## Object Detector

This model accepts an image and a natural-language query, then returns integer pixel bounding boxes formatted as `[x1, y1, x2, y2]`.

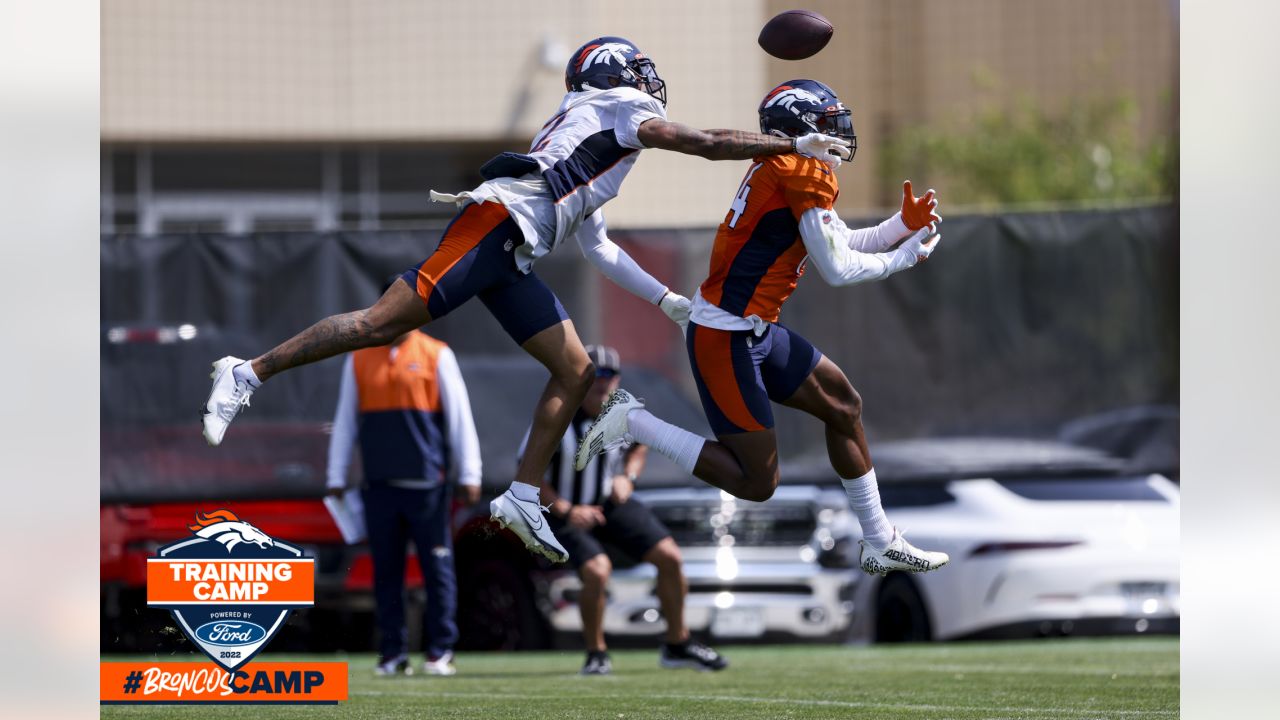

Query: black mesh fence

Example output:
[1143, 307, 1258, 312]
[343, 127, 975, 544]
[101, 204, 1177, 501]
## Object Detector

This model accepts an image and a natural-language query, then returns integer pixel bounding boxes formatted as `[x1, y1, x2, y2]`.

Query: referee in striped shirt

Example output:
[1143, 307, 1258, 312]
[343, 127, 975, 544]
[519, 345, 726, 676]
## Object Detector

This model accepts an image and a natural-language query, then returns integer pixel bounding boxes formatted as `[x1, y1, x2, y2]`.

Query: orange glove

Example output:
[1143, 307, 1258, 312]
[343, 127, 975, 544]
[900, 180, 941, 231]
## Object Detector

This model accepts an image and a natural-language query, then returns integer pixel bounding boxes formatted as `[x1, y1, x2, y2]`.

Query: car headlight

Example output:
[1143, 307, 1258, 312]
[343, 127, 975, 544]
[816, 536, 857, 569]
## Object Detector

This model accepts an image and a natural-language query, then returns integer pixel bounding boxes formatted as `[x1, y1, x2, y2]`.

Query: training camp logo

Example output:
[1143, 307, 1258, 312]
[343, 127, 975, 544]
[146, 510, 315, 672]
[101, 510, 344, 705]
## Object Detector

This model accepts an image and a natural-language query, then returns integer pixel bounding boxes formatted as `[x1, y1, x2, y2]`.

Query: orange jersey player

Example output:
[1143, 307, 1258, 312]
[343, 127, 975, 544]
[577, 79, 950, 577]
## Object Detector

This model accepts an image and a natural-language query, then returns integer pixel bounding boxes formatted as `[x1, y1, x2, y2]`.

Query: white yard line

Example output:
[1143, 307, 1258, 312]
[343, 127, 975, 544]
[852, 662, 1178, 677]
[352, 688, 1179, 717]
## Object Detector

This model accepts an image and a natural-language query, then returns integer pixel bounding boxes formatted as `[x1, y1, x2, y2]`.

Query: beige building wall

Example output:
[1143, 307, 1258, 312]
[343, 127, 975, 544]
[102, 0, 1176, 222]
[101, 0, 768, 227]
[765, 0, 1178, 211]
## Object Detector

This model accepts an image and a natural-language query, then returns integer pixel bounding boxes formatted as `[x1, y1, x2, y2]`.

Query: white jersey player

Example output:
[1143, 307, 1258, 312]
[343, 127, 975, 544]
[201, 35, 852, 564]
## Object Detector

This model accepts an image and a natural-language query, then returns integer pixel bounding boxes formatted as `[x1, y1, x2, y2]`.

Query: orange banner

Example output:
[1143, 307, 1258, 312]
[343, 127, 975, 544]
[146, 559, 315, 605]
[101, 661, 347, 703]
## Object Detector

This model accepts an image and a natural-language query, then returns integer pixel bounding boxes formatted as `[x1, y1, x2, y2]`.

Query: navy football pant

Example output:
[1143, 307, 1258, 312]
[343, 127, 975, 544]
[401, 200, 568, 346]
[362, 484, 458, 660]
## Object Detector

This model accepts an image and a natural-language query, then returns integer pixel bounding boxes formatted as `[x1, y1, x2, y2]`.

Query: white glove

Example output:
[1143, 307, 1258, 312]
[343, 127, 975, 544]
[899, 223, 942, 266]
[795, 133, 850, 170]
[658, 291, 691, 332]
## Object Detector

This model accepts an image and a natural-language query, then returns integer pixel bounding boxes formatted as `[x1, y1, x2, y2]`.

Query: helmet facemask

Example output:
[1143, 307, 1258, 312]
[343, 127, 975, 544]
[566, 40, 667, 107]
[759, 81, 858, 163]
[812, 105, 857, 161]
[618, 57, 666, 106]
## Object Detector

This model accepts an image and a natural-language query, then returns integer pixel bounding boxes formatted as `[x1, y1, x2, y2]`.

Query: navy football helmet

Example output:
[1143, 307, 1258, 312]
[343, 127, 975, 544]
[565, 36, 666, 106]
[759, 79, 856, 161]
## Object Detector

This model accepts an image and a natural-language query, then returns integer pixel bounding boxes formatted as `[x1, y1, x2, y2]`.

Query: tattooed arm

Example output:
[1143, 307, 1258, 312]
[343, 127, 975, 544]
[636, 119, 850, 163]
[637, 120, 789, 160]
[636, 119, 793, 160]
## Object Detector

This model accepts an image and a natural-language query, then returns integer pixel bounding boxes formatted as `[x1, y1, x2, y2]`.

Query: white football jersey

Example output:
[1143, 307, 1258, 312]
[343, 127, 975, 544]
[432, 86, 665, 272]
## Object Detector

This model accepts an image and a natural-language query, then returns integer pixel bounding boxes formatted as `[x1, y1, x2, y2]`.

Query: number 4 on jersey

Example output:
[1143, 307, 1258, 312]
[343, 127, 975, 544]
[727, 162, 764, 229]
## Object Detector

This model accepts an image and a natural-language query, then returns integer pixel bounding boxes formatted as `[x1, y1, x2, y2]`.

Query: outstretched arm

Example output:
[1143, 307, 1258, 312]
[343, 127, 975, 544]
[574, 212, 691, 328]
[636, 118, 849, 162]
[843, 181, 942, 253]
[637, 119, 790, 160]
[574, 212, 669, 303]
[799, 207, 940, 287]
[840, 212, 914, 254]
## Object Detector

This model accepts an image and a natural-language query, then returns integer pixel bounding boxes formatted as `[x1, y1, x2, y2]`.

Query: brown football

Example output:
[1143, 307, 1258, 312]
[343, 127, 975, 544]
[757, 9, 834, 61]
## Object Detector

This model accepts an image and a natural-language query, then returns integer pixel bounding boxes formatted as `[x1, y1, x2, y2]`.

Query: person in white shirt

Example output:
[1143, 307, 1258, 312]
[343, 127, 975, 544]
[325, 284, 481, 677]
[203, 36, 851, 566]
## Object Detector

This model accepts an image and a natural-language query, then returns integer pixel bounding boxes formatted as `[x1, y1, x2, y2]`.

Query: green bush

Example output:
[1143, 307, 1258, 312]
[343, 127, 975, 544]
[879, 94, 1176, 207]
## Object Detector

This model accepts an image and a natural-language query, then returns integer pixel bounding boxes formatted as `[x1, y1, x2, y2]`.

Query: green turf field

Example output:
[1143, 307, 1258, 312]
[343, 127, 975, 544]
[101, 637, 1178, 719]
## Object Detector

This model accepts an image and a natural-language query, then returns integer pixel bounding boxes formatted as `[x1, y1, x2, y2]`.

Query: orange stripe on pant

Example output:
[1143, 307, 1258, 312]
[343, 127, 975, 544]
[413, 201, 511, 306]
[693, 326, 766, 433]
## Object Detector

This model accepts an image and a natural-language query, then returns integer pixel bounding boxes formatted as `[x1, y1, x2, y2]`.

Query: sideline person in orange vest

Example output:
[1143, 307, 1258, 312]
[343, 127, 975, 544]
[326, 290, 481, 677]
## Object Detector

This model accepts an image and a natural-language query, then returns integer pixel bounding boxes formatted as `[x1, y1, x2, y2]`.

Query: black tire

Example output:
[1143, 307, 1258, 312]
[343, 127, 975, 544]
[874, 573, 932, 643]
[455, 556, 549, 651]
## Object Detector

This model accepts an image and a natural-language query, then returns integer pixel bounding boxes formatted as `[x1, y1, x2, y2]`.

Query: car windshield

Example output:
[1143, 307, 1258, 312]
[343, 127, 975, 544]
[997, 476, 1170, 502]
[878, 484, 956, 508]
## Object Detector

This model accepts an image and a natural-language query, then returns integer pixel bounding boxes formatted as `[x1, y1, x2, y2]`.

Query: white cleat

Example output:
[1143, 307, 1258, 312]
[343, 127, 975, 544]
[202, 356, 255, 447]
[574, 388, 644, 471]
[490, 488, 568, 563]
[423, 652, 457, 677]
[373, 654, 412, 677]
[859, 529, 950, 576]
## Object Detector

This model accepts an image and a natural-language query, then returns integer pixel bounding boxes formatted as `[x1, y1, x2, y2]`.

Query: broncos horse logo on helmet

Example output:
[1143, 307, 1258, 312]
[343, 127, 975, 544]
[759, 79, 856, 161]
[565, 36, 667, 106]
[188, 509, 276, 552]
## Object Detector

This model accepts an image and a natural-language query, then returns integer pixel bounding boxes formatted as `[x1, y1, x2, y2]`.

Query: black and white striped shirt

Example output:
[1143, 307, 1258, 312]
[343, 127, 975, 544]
[518, 411, 624, 506]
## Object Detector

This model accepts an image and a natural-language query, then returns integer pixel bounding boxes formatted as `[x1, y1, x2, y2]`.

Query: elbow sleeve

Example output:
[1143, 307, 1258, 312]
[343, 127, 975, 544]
[843, 212, 912, 253]
[799, 208, 911, 286]
[799, 208, 864, 286]
[576, 225, 668, 303]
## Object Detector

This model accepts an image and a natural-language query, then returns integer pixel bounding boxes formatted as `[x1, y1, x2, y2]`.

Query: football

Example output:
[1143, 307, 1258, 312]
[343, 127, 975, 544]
[757, 9, 834, 60]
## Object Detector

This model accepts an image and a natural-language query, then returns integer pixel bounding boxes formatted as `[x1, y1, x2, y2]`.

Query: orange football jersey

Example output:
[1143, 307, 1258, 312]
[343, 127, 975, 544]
[698, 154, 838, 323]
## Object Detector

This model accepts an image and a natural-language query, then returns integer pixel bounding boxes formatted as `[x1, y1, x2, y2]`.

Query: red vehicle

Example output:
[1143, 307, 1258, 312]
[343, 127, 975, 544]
[101, 482, 556, 653]
[101, 328, 704, 653]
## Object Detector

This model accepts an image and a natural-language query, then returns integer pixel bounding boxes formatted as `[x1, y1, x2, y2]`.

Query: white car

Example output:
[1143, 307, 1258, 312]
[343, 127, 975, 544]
[844, 439, 1180, 642]
[546, 484, 863, 643]
[546, 438, 1179, 643]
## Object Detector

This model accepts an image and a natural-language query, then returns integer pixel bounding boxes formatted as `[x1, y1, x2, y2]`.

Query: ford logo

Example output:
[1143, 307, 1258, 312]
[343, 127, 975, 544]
[193, 621, 267, 647]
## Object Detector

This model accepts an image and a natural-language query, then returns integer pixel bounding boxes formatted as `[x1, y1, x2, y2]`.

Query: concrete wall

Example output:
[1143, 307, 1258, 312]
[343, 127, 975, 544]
[101, 0, 768, 227]
[102, 0, 1177, 221]
[764, 0, 1179, 210]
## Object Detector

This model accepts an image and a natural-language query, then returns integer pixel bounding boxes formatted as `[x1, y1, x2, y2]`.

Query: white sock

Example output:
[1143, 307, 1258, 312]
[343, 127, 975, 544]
[233, 361, 261, 388]
[627, 409, 705, 474]
[841, 468, 895, 549]
[508, 480, 541, 503]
